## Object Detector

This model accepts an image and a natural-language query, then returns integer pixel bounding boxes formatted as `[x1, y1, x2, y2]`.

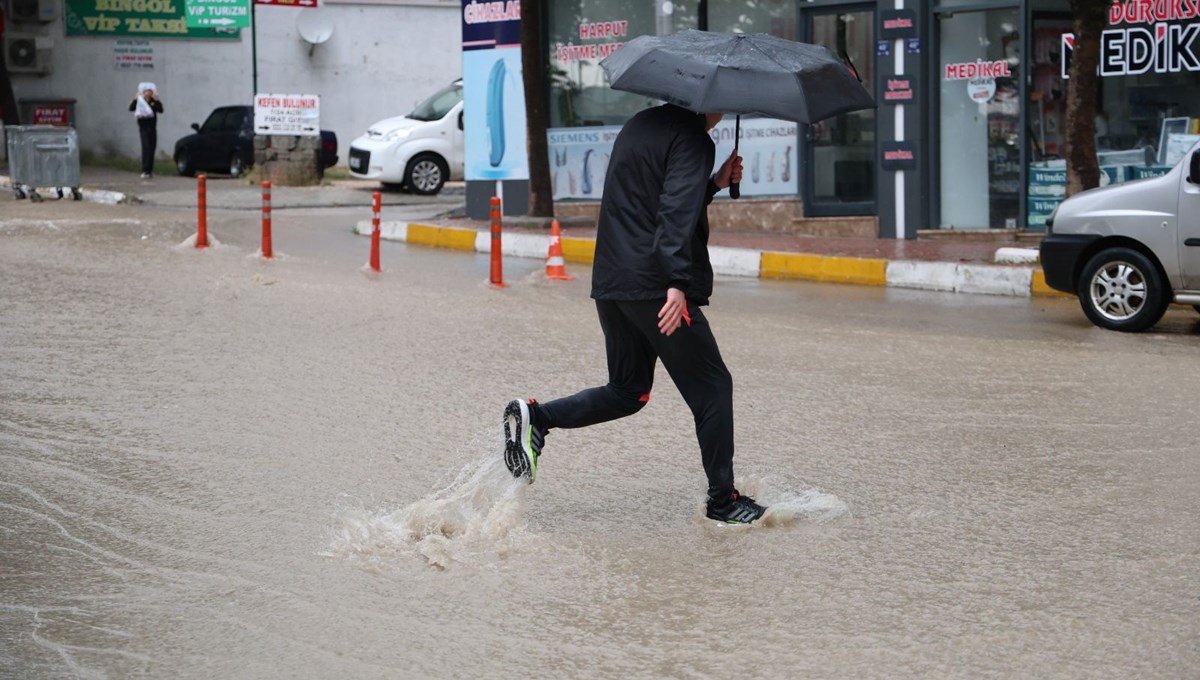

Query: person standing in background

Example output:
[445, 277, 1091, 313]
[129, 83, 163, 179]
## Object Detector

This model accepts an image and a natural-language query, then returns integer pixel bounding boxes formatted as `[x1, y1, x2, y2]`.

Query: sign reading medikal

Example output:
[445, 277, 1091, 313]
[65, 0, 240, 38]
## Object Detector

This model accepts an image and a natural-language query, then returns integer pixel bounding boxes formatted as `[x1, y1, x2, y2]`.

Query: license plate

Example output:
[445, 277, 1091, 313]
[350, 157, 362, 170]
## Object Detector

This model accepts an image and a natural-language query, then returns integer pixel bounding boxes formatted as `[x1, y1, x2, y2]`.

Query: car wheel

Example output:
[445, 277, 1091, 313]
[176, 152, 195, 177]
[1193, 305, 1200, 314]
[405, 153, 447, 195]
[229, 154, 246, 178]
[1077, 247, 1170, 332]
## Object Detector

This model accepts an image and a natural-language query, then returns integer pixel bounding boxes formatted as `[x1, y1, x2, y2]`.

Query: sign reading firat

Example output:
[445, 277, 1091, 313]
[254, 94, 320, 136]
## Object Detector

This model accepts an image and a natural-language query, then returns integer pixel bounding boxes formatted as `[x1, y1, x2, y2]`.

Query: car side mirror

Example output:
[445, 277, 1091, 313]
[191, 123, 200, 131]
[1191, 151, 1200, 184]
[458, 112, 464, 130]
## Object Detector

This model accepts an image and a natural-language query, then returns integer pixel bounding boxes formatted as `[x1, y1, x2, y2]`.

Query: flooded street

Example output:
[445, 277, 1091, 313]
[2, 198, 1198, 678]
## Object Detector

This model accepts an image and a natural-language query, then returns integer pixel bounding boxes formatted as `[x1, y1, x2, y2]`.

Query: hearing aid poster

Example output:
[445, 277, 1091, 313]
[463, 47, 528, 180]
[546, 117, 798, 199]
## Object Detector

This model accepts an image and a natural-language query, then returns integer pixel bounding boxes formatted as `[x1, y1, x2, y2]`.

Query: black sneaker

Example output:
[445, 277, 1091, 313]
[706, 491, 766, 524]
[503, 398, 544, 483]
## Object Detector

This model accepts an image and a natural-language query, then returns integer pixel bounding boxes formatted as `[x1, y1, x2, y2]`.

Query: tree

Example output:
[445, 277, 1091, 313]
[521, 0, 553, 217]
[1063, 0, 1109, 197]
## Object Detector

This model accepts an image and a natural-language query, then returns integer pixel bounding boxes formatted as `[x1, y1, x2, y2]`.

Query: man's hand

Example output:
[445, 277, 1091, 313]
[657, 287, 688, 336]
[713, 150, 743, 190]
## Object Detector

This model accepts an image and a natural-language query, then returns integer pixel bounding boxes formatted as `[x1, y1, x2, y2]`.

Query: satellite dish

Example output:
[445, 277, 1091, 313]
[297, 9, 334, 55]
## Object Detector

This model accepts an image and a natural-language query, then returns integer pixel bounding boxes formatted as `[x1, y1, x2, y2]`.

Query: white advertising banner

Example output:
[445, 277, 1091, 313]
[253, 93, 320, 136]
[546, 116, 799, 200]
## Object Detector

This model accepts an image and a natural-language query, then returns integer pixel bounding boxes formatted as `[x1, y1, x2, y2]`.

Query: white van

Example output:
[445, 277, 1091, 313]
[1040, 143, 1200, 331]
[347, 80, 463, 195]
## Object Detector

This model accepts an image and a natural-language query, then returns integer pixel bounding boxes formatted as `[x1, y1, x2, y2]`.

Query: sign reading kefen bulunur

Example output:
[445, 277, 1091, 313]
[254, 94, 320, 136]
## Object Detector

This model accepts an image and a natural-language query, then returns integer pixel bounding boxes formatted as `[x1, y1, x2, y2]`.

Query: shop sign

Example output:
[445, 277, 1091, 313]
[32, 105, 70, 126]
[967, 78, 996, 103]
[1061, 8, 1200, 78]
[880, 9, 917, 40]
[462, 0, 527, 181]
[113, 38, 154, 69]
[881, 141, 917, 171]
[944, 59, 1011, 80]
[545, 118, 799, 199]
[255, 0, 316, 6]
[883, 76, 914, 105]
[254, 93, 320, 136]
[462, 0, 520, 50]
[185, 0, 249, 29]
[556, 18, 628, 64]
[64, 0, 239, 38]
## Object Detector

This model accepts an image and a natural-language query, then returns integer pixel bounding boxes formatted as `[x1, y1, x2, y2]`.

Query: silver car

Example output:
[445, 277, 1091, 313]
[1040, 145, 1200, 331]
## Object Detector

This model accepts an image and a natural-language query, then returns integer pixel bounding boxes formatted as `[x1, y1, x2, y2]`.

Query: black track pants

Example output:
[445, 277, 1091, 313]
[537, 299, 735, 500]
[138, 122, 157, 175]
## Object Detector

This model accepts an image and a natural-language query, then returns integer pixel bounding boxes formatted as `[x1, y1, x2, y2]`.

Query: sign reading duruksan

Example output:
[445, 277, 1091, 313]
[1061, 8, 1200, 78]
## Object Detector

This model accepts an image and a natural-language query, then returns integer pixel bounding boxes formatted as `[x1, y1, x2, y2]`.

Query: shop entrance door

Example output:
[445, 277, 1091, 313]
[800, 5, 876, 217]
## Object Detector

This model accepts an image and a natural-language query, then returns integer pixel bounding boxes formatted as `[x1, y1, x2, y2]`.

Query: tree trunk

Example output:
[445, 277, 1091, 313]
[1063, 0, 1108, 197]
[521, 0, 553, 217]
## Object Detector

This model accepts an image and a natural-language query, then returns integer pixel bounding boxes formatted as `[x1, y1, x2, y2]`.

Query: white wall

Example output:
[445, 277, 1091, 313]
[7, 0, 461, 167]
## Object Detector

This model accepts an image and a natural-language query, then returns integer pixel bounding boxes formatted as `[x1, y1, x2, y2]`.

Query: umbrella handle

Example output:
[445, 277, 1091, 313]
[730, 115, 741, 200]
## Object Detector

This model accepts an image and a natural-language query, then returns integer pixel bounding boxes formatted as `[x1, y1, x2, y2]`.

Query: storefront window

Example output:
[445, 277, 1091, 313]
[708, 0, 795, 40]
[1027, 1, 1200, 229]
[938, 8, 1021, 230]
[547, 1, 699, 128]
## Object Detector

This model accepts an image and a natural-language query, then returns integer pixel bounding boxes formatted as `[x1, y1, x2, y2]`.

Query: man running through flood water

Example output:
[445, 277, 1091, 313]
[503, 104, 765, 525]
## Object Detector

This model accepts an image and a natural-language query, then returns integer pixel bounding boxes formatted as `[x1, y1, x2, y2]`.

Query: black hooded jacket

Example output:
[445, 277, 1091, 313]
[590, 104, 720, 306]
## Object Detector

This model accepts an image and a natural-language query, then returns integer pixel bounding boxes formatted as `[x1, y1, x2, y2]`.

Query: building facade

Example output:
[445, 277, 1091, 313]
[4, 0, 462, 168]
[541, 0, 1200, 236]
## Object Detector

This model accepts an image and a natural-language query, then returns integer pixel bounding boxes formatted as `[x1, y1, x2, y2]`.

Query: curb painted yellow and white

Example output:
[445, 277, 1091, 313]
[355, 221, 1065, 299]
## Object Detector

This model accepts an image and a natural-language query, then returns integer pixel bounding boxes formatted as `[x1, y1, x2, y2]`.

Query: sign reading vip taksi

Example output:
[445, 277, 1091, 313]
[254, 94, 320, 136]
[185, 0, 250, 28]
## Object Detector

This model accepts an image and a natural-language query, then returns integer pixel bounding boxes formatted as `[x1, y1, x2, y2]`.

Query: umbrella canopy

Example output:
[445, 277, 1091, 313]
[599, 29, 875, 124]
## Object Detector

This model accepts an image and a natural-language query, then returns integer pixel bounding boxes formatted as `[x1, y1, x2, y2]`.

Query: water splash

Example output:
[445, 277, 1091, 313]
[735, 475, 850, 527]
[324, 456, 531, 570]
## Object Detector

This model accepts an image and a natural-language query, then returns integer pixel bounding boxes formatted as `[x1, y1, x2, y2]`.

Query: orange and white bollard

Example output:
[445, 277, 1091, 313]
[545, 219, 574, 280]
[196, 174, 209, 249]
[489, 196, 507, 288]
[368, 191, 382, 272]
[261, 181, 273, 259]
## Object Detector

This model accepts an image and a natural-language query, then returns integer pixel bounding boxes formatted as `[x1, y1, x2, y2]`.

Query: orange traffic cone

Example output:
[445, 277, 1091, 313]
[545, 219, 574, 281]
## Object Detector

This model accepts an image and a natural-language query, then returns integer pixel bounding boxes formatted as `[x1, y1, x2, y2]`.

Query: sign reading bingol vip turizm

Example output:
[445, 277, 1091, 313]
[1061, 3, 1200, 78]
[254, 94, 320, 136]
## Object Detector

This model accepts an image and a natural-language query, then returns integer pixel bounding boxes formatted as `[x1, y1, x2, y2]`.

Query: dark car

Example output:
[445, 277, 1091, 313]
[174, 105, 338, 177]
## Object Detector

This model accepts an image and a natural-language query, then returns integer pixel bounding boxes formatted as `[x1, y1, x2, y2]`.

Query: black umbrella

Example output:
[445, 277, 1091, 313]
[600, 29, 875, 198]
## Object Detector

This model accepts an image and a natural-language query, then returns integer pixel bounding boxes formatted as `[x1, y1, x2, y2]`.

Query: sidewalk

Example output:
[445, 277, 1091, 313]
[0, 164, 463, 211]
[355, 216, 1063, 300]
[2, 163, 1063, 299]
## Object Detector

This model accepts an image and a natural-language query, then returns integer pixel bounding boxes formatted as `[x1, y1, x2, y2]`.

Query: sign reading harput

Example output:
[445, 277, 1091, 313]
[254, 93, 320, 136]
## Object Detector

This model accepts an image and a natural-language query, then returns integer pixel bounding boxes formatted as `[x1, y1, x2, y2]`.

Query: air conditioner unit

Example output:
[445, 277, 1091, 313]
[10, 0, 58, 23]
[5, 34, 53, 75]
